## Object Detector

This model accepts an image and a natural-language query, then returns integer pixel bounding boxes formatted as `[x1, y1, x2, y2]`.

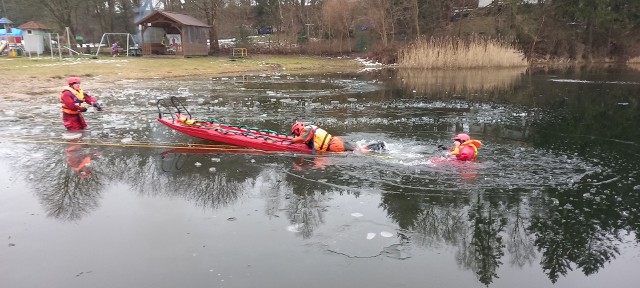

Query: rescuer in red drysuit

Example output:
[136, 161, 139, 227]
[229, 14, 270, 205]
[60, 77, 103, 130]
[447, 133, 482, 161]
[290, 122, 386, 153]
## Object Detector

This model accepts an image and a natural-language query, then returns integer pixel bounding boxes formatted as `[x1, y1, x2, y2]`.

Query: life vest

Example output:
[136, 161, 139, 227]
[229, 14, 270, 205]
[307, 125, 333, 152]
[452, 140, 482, 161]
[60, 87, 86, 114]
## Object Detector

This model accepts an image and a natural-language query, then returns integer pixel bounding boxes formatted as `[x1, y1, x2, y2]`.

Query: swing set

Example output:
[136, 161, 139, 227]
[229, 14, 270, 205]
[94, 33, 140, 57]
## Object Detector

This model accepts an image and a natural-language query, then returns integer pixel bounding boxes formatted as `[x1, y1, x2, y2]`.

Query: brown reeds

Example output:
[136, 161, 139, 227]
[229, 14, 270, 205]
[627, 56, 640, 71]
[627, 56, 640, 63]
[398, 37, 528, 68]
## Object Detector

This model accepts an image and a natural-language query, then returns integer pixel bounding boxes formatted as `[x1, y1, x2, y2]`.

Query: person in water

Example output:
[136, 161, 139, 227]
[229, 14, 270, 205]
[60, 77, 103, 130]
[444, 133, 482, 161]
[290, 122, 386, 153]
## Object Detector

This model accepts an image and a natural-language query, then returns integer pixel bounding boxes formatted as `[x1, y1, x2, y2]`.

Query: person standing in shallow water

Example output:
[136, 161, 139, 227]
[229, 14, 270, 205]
[60, 77, 103, 130]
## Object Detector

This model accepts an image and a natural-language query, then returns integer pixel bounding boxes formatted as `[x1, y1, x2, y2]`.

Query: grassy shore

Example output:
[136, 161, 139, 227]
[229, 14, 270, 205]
[0, 55, 362, 101]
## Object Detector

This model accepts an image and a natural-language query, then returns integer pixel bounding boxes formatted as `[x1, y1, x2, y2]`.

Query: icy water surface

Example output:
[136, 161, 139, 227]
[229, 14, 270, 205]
[1, 67, 639, 288]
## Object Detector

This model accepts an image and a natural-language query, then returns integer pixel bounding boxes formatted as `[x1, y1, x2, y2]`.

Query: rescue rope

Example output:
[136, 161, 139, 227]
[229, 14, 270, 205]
[0, 137, 261, 152]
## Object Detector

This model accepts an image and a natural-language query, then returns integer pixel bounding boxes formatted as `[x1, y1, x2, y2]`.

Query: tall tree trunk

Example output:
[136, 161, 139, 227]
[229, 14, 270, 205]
[413, 0, 420, 39]
[188, 0, 221, 54]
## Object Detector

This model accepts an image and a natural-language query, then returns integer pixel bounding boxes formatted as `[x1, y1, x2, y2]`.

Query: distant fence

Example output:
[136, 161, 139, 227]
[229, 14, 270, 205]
[231, 48, 247, 58]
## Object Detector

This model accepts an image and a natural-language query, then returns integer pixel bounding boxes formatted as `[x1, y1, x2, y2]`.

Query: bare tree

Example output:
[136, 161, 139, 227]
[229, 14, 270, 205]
[366, 0, 392, 45]
[412, 0, 420, 38]
[90, 0, 117, 34]
[159, 0, 185, 11]
[322, 0, 356, 53]
[186, 0, 223, 54]
[41, 0, 83, 35]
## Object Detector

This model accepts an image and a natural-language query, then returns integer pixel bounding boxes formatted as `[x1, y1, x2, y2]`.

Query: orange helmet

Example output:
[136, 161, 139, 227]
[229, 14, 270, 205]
[291, 122, 305, 136]
[454, 133, 470, 142]
[67, 77, 81, 86]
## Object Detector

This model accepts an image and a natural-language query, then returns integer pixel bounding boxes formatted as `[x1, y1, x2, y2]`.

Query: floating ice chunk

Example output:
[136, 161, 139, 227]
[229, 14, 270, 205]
[347, 98, 357, 102]
[121, 137, 133, 143]
[380, 231, 394, 238]
[62, 132, 83, 140]
[209, 167, 216, 173]
[287, 224, 301, 232]
[194, 162, 202, 167]
[351, 212, 363, 217]
[211, 157, 221, 162]
[366, 233, 376, 240]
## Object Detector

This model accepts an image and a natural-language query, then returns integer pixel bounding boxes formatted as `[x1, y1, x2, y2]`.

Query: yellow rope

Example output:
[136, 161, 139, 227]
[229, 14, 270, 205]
[1, 137, 261, 152]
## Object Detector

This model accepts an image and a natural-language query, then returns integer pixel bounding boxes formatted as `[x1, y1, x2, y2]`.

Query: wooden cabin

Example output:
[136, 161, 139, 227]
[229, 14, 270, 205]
[135, 11, 210, 57]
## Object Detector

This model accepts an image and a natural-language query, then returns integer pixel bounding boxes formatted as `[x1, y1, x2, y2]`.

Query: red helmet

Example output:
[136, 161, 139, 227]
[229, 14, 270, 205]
[291, 122, 305, 136]
[67, 77, 81, 86]
[454, 133, 471, 142]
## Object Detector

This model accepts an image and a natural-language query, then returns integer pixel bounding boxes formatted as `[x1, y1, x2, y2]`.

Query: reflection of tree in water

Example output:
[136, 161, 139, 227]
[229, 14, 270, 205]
[16, 145, 270, 220]
[40, 169, 103, 221]
[18, 144, 104, 221]
[380, 191, 509, 285]
[456, 197, 507, 286]
[14, 140, 340, 239]
[505, 204, 536, 268]
[526, 82, 640, 283]
[530, 184, 627, 283]
[283, 169, 342, 239]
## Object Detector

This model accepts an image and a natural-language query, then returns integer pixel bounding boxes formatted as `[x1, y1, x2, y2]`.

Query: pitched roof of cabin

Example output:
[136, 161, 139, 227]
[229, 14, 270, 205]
[18, 21, 52, 30]
[135, 11, 210, 27]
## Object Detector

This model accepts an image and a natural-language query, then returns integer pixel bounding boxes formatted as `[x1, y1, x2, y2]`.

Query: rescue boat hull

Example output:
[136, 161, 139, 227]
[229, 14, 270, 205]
[157, 115, 312, 154]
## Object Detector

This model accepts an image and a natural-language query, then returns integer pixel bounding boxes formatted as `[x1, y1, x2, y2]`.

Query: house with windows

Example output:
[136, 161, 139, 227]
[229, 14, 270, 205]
[18, 21, 53, 55]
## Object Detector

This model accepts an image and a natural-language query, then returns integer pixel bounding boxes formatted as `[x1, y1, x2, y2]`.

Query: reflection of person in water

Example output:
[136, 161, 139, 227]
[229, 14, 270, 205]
[293, 156, 331, 170]
[66, 144, 94, 178]
[29, 143, 105, 221]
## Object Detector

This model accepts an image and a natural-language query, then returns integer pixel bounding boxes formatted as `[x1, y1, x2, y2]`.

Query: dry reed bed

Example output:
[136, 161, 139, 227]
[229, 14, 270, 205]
[399, 37, 528, 68]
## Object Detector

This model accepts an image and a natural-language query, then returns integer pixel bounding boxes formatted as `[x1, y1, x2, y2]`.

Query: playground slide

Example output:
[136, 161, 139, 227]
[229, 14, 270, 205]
[0, 41, 7, 54]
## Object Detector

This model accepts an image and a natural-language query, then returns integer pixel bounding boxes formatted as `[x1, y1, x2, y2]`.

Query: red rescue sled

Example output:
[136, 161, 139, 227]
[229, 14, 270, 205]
[157, 97, 312, 153]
